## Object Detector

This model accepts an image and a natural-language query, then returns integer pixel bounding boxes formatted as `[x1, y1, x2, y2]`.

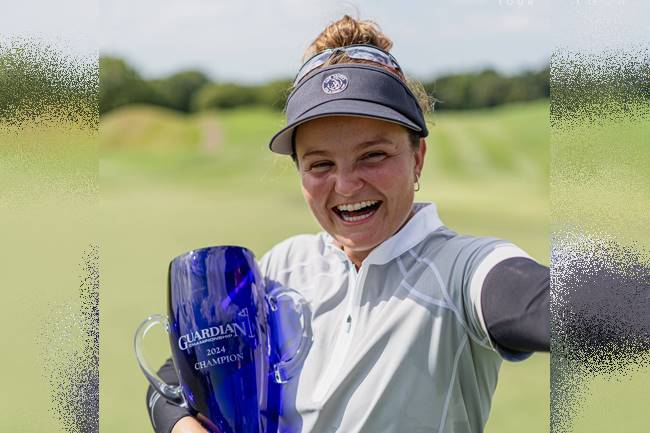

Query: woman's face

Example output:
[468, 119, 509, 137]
[294, 116, 426, 263]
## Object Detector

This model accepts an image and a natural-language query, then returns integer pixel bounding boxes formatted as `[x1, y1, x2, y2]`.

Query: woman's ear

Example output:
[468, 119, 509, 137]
[414, 138, 427, 175]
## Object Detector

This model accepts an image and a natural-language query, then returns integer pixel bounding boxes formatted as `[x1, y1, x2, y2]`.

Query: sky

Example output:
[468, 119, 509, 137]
[1, 0, 649, 83]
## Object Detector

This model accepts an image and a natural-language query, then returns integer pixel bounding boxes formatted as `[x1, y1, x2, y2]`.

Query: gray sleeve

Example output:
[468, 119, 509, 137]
[458, 239, 535, 361]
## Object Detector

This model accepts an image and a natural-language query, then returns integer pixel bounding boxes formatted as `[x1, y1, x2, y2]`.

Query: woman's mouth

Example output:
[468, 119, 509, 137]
[332, 200, 382, 224]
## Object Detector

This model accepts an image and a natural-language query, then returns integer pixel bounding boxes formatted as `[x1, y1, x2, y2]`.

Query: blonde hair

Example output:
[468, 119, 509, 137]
[300, 15, 434, 114]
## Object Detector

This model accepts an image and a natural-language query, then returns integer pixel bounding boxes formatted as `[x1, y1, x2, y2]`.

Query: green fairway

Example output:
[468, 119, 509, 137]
[97, 100, 551, 433]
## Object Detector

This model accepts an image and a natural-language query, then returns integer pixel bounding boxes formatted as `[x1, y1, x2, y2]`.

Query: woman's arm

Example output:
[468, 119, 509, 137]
[145, 358, 207, 433]
[481, 257, 550, 353]
[481, 253, 650, 358]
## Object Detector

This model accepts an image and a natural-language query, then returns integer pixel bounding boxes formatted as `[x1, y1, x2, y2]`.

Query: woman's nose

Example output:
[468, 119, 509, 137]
[333, 168, 364, 196]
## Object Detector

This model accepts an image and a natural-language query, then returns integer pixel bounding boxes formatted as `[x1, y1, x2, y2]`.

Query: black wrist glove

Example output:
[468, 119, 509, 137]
[145, 357, 193, 433]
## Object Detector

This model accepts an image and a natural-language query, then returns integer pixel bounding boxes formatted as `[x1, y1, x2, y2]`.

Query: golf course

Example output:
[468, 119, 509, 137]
[99, 100, 551, 433]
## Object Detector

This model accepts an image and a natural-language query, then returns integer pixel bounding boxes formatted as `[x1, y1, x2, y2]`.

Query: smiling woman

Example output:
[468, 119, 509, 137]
[146, 14, 550, 433]
[294, 116, 426, 269]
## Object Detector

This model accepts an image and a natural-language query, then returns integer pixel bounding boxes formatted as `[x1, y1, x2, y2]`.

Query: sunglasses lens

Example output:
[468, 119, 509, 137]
[295, 51, 332, 83]
[348, 46, 400, 70]
[351, 51, 383, 64]
[293, 45, 402, 86]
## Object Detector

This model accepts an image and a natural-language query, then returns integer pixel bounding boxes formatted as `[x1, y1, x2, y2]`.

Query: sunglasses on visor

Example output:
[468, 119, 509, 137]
[293, 44, 403, 86]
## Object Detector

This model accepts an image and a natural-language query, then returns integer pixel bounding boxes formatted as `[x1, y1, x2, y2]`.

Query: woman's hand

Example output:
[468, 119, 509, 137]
[171, 416, 210, 433]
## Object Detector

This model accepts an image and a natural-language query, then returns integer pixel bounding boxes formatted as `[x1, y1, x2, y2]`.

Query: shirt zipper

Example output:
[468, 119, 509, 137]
[311, 259, 368, 403]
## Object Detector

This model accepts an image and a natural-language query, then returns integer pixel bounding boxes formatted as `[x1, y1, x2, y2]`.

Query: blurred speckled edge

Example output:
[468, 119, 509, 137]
[38, 245, 100, 432]
[0, 37, 97, 130]
[550, 48, 650, 433]
[0, 37, 98, 207]
[1, 37, 99, 432]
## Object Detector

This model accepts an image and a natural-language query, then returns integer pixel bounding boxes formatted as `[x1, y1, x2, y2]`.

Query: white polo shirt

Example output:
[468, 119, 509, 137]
[259, 202, 532, 433]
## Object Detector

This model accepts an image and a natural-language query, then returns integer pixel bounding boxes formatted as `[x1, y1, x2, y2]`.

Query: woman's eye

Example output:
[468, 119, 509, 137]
[309, 161, 333, 172]
[362, 152, 386, 161]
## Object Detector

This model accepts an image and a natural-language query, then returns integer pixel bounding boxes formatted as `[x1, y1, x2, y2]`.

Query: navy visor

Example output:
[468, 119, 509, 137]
[268, 64, 428, 155]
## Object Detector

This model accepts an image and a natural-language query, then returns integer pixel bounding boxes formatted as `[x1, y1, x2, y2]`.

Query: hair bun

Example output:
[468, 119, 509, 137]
[303, 15, 393, 61]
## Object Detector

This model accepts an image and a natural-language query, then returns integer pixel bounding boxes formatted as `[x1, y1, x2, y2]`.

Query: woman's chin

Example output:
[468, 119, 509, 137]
[333, 232, 384, 256]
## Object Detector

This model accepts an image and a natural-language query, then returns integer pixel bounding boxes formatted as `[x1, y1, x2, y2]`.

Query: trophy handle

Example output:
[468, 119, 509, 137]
[134, 314, 185, 405]
[266, 289, 313, 384]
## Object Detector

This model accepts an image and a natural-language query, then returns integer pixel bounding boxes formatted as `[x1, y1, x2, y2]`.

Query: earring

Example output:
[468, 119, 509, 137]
[414, 173, 421, 192]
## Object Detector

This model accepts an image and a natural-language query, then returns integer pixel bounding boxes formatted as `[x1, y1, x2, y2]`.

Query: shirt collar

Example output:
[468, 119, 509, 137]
[323, 202, 444, 266]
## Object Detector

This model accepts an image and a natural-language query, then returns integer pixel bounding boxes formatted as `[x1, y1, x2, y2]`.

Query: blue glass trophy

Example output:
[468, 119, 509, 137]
[134, 246, 311, 433]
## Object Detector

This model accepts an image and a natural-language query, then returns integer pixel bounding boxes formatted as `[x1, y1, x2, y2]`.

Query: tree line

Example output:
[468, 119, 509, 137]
[100, 56, 549, 115]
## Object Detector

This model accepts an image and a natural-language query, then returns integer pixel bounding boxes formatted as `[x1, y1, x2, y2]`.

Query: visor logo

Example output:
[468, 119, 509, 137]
[322, 73, 348, 94]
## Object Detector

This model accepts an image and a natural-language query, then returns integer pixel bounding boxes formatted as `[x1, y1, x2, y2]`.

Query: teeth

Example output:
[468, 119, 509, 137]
[336, 200, 378, 212]
[341, 212, 374, 222]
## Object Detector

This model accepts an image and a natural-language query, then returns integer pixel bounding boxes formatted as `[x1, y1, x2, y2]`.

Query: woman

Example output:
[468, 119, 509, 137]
[147, 15, 549, 433]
